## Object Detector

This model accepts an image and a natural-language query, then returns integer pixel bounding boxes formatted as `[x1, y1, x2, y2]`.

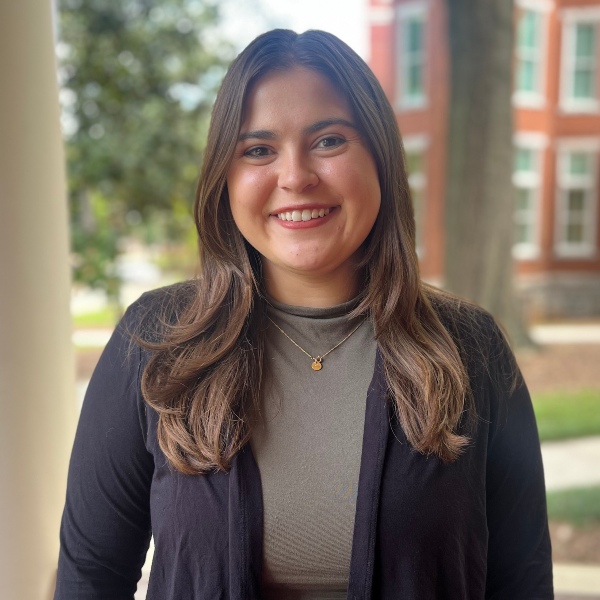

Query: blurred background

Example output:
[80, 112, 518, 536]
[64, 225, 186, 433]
[1, 0, 600, 598]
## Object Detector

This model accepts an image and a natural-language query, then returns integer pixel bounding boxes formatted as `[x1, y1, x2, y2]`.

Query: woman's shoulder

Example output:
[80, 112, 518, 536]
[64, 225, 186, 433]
[426, 286, 500, 345]
[121, 280, 198, 340]
[424, 286, 516, 382]
[128, 279, 198, 315]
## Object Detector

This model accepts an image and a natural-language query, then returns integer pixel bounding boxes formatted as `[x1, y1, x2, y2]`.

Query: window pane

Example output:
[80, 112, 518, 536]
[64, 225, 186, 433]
[407, 19, 423, 54]
[516, 188, 533, 211]
[519, 11, 538, 49]
[516, 222, 533, 245]
[568, 189, 586, 213]
[576, 24, 595, 58]
[574, 68, 594, 99]
[515, 148, 533, 172]
[514, 188, 536, 247]
[401, 17, 425, 101]
[408, 64, 423, 95]
[406, 151, 423, 175]
[569, 153, 589, 176]
[411, 186, 424, 248]
[566, 222, 584, 243]
[518, 60, 536, 92]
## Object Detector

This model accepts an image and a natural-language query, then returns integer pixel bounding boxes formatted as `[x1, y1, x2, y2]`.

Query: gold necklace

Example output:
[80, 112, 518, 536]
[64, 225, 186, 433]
[266, 315, 365, 371]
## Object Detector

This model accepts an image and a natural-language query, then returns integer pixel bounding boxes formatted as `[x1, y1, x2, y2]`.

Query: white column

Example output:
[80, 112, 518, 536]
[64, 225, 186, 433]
[0, 2, 76, 599]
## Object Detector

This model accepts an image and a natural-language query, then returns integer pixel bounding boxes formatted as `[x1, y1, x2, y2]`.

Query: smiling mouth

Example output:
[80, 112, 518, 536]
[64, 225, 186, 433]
[276, 208, 331, 222]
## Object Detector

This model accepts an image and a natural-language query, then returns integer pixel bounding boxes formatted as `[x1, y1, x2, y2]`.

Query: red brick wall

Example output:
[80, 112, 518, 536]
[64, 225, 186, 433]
[369, 0, 600, 285]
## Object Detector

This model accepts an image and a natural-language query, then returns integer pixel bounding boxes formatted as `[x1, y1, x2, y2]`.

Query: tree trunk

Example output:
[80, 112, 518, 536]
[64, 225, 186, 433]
[445, 0, 531, 347]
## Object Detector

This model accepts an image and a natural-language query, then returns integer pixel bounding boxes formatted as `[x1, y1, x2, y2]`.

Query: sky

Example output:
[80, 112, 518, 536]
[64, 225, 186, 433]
[220, 0, 368, 60]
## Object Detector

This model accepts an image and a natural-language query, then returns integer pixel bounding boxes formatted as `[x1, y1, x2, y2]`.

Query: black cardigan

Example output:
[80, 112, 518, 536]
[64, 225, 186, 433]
[55, 286, 553, 599]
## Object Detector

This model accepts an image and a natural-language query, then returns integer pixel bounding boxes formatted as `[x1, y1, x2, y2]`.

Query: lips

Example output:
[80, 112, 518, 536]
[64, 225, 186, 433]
[276, 208, 331, 222]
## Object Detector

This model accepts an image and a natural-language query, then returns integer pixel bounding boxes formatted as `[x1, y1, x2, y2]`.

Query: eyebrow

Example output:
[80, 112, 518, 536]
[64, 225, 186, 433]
[237, 118, 357, 142]
[303, 118, 356, 135]
[237, 129, 276, 142]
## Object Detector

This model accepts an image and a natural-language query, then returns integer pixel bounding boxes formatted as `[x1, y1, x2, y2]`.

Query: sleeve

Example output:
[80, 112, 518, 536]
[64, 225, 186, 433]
[54, 303, 154, 599]
[483, 319, 554, 599]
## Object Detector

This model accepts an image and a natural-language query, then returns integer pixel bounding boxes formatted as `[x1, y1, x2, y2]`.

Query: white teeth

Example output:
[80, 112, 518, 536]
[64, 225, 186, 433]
[276, 208, 332, 221]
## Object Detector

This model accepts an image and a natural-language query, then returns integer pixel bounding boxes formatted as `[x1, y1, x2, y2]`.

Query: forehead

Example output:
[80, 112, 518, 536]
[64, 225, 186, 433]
[240, 67, 353, 128]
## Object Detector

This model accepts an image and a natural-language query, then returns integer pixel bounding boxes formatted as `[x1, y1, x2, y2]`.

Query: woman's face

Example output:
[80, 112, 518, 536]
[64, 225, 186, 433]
[226, 66, 381, 293]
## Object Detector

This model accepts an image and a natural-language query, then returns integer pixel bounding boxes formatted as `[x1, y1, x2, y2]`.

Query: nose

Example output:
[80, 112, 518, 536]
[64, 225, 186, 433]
[277, 150, 319, 193]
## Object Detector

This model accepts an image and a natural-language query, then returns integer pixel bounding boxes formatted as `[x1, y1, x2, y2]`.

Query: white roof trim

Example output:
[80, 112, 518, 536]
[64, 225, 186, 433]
[556, 137, 600, 152]
[514, 131, 550, 148]
[369, 6, 395, 25]
[516, 0, 554, 13]
[560, 6, 600, 22]
[396, 0, 428, 19]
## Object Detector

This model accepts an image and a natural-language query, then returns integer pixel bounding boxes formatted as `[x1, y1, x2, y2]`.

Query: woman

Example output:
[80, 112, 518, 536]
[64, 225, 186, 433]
[55, 29, 553, 599]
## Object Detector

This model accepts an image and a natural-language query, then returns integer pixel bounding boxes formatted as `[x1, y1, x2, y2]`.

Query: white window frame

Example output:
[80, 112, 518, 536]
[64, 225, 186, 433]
[395, 1, 428, 111]
[403, 134, 429, 256]
[512, 132, 547, 259]
[554, 138, 600, 258]
[369, 0, 395, 27]
[559, 7, 600, 114]
[513, 0, 553, 108]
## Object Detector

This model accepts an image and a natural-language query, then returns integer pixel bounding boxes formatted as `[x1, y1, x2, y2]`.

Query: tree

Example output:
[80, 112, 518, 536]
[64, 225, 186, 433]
[444, 0, 531, 346]
[57, 0, 233, 302]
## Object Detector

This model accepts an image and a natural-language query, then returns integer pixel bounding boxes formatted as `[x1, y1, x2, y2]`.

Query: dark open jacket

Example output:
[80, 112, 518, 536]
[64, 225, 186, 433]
[55, 285, 553, 599]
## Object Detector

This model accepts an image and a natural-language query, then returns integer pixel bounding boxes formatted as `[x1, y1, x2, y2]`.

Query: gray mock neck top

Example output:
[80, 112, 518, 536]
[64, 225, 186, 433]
[251, 296, 377, 599]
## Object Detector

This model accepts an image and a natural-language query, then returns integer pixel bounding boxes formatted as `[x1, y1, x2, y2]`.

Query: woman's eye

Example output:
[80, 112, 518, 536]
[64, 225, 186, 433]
[316, 136, 345, 149]
[244, 146, 272, 158]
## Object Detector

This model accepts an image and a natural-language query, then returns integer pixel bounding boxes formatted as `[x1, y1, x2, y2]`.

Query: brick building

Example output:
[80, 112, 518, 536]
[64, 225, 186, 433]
[369, 0, 600, 317]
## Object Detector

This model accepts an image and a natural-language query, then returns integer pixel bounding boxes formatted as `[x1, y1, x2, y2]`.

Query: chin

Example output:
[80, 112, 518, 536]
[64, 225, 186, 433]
[288, 262, 330, 274]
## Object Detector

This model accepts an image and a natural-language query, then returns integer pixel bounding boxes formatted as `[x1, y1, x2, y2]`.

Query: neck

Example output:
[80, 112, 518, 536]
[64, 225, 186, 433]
[262, 264, 363, 308]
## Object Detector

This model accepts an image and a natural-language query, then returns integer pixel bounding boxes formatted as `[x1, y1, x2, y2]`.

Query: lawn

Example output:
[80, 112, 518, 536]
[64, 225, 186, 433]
[547, 485, 600, 528]
[532, 389, 600, 443]
[72, 306, 120, 329]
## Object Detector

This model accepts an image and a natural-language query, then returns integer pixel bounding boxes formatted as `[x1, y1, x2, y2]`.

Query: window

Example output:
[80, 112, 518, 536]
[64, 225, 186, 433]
[514, 0, 551, 107]
[573, 24, 596, 99]
[396, 3, 427, 109]
[403, 135, 428, 253]
[515, 10, 545, 103]
[512, 144, 543, 258]
[555, 144, 599, 257]
[560, 9, 600, 113]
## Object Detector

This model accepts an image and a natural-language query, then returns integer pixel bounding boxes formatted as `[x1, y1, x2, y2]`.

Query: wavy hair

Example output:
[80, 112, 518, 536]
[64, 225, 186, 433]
[141, 29, 473, 474]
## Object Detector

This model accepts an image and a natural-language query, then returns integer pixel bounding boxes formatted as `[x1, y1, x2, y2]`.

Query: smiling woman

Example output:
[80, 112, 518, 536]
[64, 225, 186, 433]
[227, 67, 380, 305]
[54, 29, 553, 600]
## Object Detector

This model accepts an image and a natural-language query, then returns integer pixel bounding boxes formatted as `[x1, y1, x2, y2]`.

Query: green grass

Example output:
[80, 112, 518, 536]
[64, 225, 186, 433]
[72, 306, 120, 329]
[547, 485, 600, 527]
[532, 389, 600, 442]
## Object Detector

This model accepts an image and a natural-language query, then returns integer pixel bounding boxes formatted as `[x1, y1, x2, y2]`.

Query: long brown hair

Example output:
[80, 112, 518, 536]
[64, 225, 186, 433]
[141, 29, 472, 474]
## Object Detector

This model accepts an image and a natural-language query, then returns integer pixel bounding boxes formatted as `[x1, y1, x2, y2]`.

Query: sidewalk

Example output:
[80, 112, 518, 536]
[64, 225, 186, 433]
[542, 435, 600, 597]
[530, 324, 600, 345]
[543, 436, 600, 491]
[555, 563, 600, 598]
[72, 328, 112, 348]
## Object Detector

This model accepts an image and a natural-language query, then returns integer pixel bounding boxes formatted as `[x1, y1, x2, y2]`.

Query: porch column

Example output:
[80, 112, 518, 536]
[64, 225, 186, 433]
[0, 2, 76, 599]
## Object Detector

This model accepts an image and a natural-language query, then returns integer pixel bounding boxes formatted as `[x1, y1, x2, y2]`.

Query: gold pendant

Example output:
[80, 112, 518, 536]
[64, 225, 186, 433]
[311, 359, 322, 371]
